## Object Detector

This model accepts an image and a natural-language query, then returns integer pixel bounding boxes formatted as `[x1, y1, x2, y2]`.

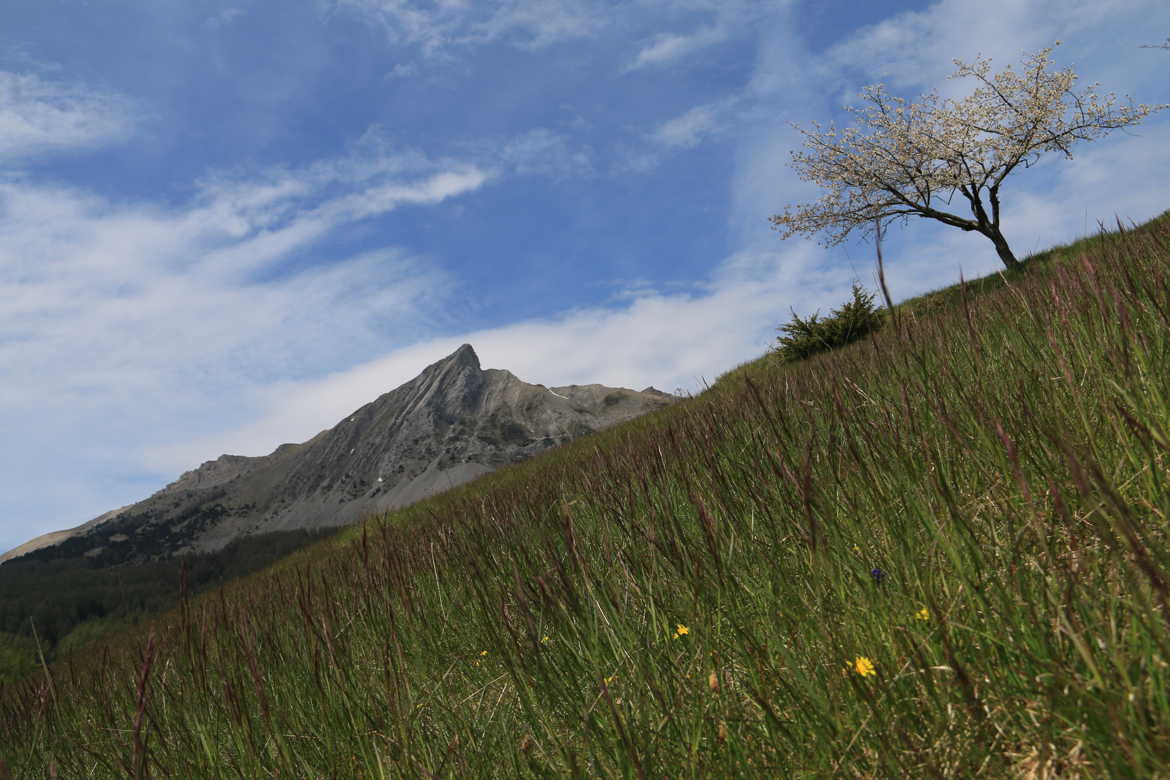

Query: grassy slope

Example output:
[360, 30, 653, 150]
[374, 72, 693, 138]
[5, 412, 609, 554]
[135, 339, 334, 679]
[3, 214, 1170, 777]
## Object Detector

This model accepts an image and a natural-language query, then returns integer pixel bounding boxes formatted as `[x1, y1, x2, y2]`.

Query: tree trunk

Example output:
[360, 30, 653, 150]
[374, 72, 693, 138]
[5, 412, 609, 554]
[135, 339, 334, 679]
[983, 227, 1020, 270]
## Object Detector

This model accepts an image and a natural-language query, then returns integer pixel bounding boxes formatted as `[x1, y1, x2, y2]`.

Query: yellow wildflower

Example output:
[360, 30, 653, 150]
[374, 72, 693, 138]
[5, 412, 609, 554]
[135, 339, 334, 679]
[604, 674, 617, 685]
[673, 624, 690, 639]
[852, 656, 876, 677]
[480, 650, 489, 656]
[541, 635, 550, 644]
[915, 608, 930, 621]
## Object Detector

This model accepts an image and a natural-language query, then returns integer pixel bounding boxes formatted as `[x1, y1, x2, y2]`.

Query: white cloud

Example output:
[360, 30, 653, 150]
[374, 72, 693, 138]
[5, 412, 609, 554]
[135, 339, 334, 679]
[477, 0, 603, 48]
[333, 0, 787, 57]
[0, 71, 137, 161]
[823, 0, 1157, 94]
[336, 0, 459, 52]
[496, 127, 595, 178]
[653, 101, 723, 147]
[193, 165, 487, 279]
[386, 61, 420, 79]
[625, 0, 791, 69]
[634, 93, 743, 171]
[0, 154, 488, 391]
[205, 7, 246, 28]
[628, 26, 725, 70]
[331, 0, 606, 53]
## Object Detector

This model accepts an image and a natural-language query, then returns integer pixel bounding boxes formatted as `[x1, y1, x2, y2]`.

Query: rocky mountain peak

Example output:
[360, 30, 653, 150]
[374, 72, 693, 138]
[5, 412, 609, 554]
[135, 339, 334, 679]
[3, 344, 676, 565]
[448, 343, 480, 368]
[424, 343, 480, 374]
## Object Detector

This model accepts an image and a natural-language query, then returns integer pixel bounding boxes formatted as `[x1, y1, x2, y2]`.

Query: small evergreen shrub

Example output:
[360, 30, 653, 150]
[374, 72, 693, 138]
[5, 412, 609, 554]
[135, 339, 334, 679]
[773, 283, 883, 362]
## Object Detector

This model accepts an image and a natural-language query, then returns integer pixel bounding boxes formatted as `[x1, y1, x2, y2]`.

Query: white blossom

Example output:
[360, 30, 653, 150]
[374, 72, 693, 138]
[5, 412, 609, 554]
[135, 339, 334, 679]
[771, 46, 1167, 268]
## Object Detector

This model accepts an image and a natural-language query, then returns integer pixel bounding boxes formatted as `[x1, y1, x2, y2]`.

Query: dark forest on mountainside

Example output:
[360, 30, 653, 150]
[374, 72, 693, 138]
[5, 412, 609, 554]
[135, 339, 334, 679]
[0, 528, 334, 680]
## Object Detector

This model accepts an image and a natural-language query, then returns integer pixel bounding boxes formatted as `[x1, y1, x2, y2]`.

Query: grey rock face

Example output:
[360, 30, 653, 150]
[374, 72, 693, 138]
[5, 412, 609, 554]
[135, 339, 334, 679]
[2, 345, 675, 564]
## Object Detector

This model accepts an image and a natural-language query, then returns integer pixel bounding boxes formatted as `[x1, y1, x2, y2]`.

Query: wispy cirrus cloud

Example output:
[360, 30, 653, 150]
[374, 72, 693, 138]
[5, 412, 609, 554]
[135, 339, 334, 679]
[2, 152, 488, 394]
[625, 0, 789, 70]
[484, 127, 595, 179]
[0, 71, 138, 161]
[329, 0, 604, 52]
[476, 0, 604, 48]
[823, 0, 1155, 93]
[204, 7, 246, 28]
[331, 0, 788, 61]
[195, 167, 489, 279]
[627, 25, 727, 70]
[653, 99, 728, 147]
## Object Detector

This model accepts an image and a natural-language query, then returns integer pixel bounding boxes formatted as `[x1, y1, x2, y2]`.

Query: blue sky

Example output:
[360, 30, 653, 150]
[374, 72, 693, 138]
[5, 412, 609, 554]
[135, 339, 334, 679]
[2, 0, 1168, 553]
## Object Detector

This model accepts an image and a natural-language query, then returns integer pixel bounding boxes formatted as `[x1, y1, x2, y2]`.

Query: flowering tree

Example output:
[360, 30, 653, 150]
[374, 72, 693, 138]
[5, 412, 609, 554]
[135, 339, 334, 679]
[771, 47, 1164, 269]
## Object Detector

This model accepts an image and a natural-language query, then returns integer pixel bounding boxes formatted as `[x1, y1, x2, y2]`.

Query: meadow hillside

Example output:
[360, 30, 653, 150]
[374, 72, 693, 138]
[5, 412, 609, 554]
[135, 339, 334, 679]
[3, 213, 1170, 777]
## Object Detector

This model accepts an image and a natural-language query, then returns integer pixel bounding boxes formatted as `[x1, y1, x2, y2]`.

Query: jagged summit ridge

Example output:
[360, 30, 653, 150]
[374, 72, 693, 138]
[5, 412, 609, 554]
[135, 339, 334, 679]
[2, 345, 676, 565]
[447, 342, 480, 368]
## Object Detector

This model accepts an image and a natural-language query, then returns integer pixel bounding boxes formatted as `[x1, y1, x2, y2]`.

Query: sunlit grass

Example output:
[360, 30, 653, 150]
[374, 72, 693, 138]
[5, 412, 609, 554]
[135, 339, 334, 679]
[2, 212, 1169, 776]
